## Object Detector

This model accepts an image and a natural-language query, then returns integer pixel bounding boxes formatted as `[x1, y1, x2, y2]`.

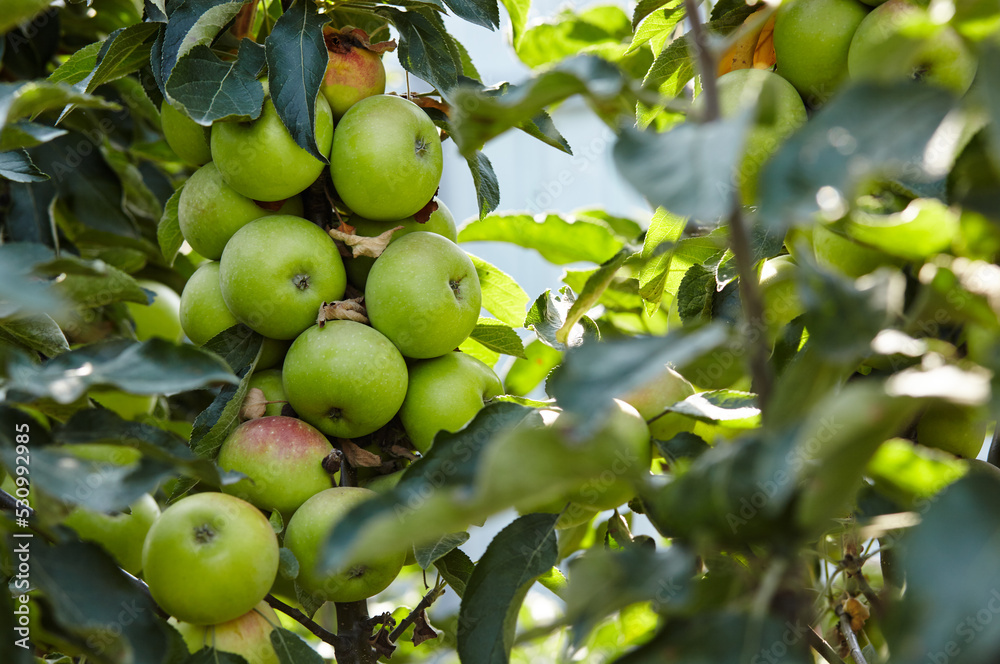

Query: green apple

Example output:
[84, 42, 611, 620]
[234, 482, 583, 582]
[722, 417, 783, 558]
[211, 95, 334, 202]
[220, 216, 346, 340]
[282, 320, 408, 438]
[247, 369, 286, 417]
[330, 95, 443, 221]
[180, 261, 239, 346]
[63, 494, 160, 576]
[217, 416, 335, 515]
[620, 366, 696, 442]
[812, 223, 893, 278]
[344, 197, 458, 290]
[142, 492, 279, 625]
[366, 232, 482, 359]
[758, 255, 805, 335]
[284, 487, 405, 603]
[715, 68, 807, 204]
[916, 403, 989, 458]
[125, 280, 183, 343]
[173, 601, 280, 664]
[89, 389, 156, 420]
[774, 0, 870, 104]
[363, 470, 403, 493]
[848, 0, 977, 94]
[161, 101, 211, 166]
[178, 162, 304, 260]
[399, 351, 504, 454]
[321, 35, 386, 119]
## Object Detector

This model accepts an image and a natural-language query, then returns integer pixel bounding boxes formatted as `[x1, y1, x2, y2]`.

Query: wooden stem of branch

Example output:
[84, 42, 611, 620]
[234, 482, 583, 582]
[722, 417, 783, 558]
[335, 600, 378, 664]
[840, 614, 868, 664]
[808, 628, 848, 664]
[681, 0, 773, 408]
[389, 580, 446, 642]
[265, 594, 347, 650]
[303, 171, 334, 230]
[230, 2, 258, 41]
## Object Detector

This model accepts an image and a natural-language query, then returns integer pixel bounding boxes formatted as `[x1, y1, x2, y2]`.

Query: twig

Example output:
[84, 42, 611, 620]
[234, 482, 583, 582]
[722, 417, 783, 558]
[389, 579, 447, 642]
[680, 0, 773, 408]
[807, 628, 847, 664]
[265, 594, 347, 650]
[839, 613, 868, 664]
[335, 600, 378, 663]
[230, 2, 258, 41]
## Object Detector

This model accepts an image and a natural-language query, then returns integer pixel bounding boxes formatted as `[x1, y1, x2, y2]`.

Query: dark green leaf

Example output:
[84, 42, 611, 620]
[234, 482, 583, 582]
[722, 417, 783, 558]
[973, 44, 1000, 172]
[459, 212, 627, 264]
[48, 41, 104, 86]
[51, 259, 149, 309]
[265, 0, 328, 160]
[525, 287, 601, 351]
[466, 150, 501, 219]
[442, 0, 499, 29]
[272, 628, 324, 664]
[0, 0, 55, 34]
[0, 119, 67, 152]
[0, 82, 118, 134]
[82, 23, 160, 93]
[457, 513, 559, 664]
[468, 253, 529, 327]
[157, 185, 184, 266]
[165, 40, 266, 124]
[435, 547, 476, 598]
[759, 83, 958, 231]
[470, 318, 527, 359]
[0, 314, 69, 357]
[0, 148, 48, 182]
[158, 0, 246, 86]
[378, 6, 461, 94]
[676, 263, 716, 324]
[0, 243, 65, 316]
[414, 531, 471, 569]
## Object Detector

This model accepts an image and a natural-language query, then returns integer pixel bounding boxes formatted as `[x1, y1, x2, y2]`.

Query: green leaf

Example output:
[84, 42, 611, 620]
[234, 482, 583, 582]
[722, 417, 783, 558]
[2, 338, 236, 405]
[525, 287, 600, 351]
[557, 248, 630, 344]
[0, 119, 67, 152]
[468, 253, 528, 327]
[435, 547, 476, 598]
[272, 628, 325, 664]
[469, 317, 527, 359]
[0, 0, 55, 34]
[459, 212, 627, 264]
[0, 148, 48, 182]
[547, 324, 729, 434]
[516, 6, 632, 69]
[667, 389, 760, 427]
[866, 438, 968, 508]
[157, 184, 184, 266]
[503, 338, 562, 397]
[613, 112, 751, 225]
[759, 83, 959, 232]
[0, 313, 69, 357]
[81, 23, 160, 93]
[676, 263, 715, 324]
[48, 41, 104, 86]
[466, 150, 501, 219]
[443, 0, 500, 29]
[500, 0, 530, 50]
[456, 513, 559, 664]
[884, 472, 1000, 664]
[638, 208, 686, 313]
[165, 40, 266, 124]
[459, 335, 501, 367]
[629, 0, 684, 53]
[0, 243, 66, 317]
[265, 0, 328, 160]
[414, 531, 471, 569]
[378, 6, 461, 94]
[157, 0, 247, 87]
[51, 259, 149, 309]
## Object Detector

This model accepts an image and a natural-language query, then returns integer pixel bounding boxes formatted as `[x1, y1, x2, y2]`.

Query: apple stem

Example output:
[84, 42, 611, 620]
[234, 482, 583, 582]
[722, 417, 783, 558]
[682, 0, 773, 409]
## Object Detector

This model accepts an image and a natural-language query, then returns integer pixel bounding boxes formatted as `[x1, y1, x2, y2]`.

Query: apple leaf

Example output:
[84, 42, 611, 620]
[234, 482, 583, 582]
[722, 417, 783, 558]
[2, 338, 236, 405]
[0, 81, 118, 132]
[515, 6, 632, 69]
[157, 184, 183, 266]
[0, 243, 67, 317]
[883, 472, 1000, 664]
[76, 23, 159, 94]
[164, 40, 266, 125]
[458, 336, 501, 367]
[525, 287, 601, 351]
[547, 323, 729, 435]
[30, 541, 177, 663]
[48, 41, 104, 86]
[759, 83, 958, 232]
[0, 148, 47, 182]
[500, 0, 529, 50]
[556, 248, 631, 345]
[264, 0, 328, 161]
[51, 259, 149, 309]
[0, 0, 54, 34]
[457, 513, 558, 664]
[973, 44, 1000, 173]
[272, 627, 325, 664]
[0, 313, 69, 358]
[378, 6, 462, 94]
[470, 318, 526, 358]
[0, 120, 67, 152]
[866, 438, 968, 508]
[467, 254, 528, 327]
[443, 0, 500, 30]
[466, 150, 501, 219]
[156, 0, 246, 89]
[638, 208, 685, 314]
[503, 339, 562, 397]
[435, 547, 476, 598]
[414, 531, 471, 569]
[666, 390, 760, 427]
[629, 0, 684, 49]
[459, 212, 627, 265]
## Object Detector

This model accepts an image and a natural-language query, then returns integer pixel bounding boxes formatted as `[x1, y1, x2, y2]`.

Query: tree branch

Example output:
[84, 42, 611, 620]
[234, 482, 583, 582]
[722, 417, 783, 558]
[807, 628, 847, 664]
[265, 594, 347, 650]
[839, 613, 868, 664]
[680, 0, 773, 408]
[335, 600, 378, 664]
[389, 579, 446, 642]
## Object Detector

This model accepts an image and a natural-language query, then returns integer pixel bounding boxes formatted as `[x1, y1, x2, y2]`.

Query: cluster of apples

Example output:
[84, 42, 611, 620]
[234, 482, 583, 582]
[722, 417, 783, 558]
[137, 29, 514, 660]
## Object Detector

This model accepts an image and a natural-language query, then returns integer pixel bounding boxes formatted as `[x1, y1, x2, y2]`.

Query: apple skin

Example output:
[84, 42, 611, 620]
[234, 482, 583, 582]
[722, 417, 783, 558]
[774, 0, 870, 104]
[63, 494, 160, 576]
[220, 216, 347, 340]
[758, 255, 805, 336]
[916, 403, 988, 458]
[711, 69, 807, 204]
[366, 232, 482, 359]
[620, 366, 696, 443]
[89, 389, 156, 420]
[344, 197, 458, 290]
[178, 162, 304, 260]
[217, 416, 335, 515]
[399, 352, 504, 454]
[848, 0, 977, 94]
[126, 280, 183, 343]
[173, 601, 280, 664]
[161, 101, 211, 166]
[330, 95, 443, 221]
[283, 320, 408, 438]
[211, 95, 334, 202]
[247, 369, 286, 417]
[811, 223, 893, 278]
[142, 492, 279, 625]
[284, 486, 406, 603]
[321, 43, 386, 119]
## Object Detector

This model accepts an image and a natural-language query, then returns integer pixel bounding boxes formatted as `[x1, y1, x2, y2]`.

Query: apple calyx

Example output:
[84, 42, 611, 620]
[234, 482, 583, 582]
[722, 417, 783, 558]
[292, 273, 311, 291]
[328, 225, 403, 259]
[324, 26, 397, 56]
[322, 449, 343, 476]
[194, 523, 216, 544]
[317, 297, 368, 325]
